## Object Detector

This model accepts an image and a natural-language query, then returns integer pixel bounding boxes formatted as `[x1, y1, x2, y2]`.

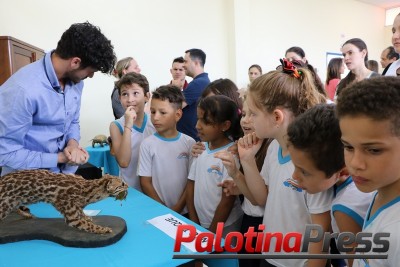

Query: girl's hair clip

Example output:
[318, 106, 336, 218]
[279, 58, 302, 79]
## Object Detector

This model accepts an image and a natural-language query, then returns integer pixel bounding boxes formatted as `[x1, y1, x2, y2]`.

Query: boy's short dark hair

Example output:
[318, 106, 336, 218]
[55, 21, 116, 74]
[151, 85, 185, 109]
[116, 72, 149, 95]
[336, 76, 400, 136]
[287, 104, 344, 177]
[173, 57, 185, 64]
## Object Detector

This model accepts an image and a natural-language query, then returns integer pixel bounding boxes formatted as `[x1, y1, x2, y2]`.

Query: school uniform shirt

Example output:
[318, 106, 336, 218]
[261, 140, 333, 267]
[331, 177, 374, 266]
[242, 197, 264, 217]
[384, 59, 400, 76]
[331, 177, 374, 234]
[113, 113, 155, 190]
[353, 194, 400, 267]
[138, 132, 195, 212]
[188, 142, 243, 228]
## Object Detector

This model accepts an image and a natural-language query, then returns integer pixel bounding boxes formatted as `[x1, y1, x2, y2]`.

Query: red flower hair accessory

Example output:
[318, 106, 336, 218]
[279, 58, 302, 79]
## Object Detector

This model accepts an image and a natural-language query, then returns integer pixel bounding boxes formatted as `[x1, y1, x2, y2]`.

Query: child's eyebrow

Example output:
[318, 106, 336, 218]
[341, 139, 386, 146]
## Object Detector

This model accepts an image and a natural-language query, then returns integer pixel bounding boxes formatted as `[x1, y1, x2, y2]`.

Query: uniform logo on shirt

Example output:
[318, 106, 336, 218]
[207, 165, 223, 177]
[177, 152, 189, 159]
[283, 178, 303, 192]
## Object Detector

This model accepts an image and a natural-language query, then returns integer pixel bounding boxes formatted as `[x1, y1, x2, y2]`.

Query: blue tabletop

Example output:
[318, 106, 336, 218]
[86, 145, 119, 176]
[0, 189, 218, 267]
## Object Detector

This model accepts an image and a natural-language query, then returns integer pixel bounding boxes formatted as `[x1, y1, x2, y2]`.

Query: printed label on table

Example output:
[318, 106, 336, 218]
[147, 213, 203, 252]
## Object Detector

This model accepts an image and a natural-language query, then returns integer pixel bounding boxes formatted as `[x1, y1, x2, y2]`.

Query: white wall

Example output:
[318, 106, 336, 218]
[234, 0, 386, 86]
[0, 0, 390, 147]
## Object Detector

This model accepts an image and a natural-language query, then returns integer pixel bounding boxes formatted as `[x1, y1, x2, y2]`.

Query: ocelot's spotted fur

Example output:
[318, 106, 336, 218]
[0, 169, 128, 234]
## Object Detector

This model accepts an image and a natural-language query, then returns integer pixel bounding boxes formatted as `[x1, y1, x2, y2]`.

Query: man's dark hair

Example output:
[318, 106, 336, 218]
[152, 85, 185, 109]
[336, 76, 400, 136]
[173, 57, 185, 64]
[55, 21, 116, 74]
[386, 46, 400, 60]
[185, 48, 206, 67]
[288, 104, 344, 177]
[116, 72, 149, 95]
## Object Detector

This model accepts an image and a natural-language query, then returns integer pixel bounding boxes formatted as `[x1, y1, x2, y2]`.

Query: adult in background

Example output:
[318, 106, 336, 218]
[177, 48, 210, 141]
[170, 56, 188, 90]
[381, 46, 399, 75]
[111, 57, 141, 119]
[366, 59, 379, 72]
[238, 64, 262, 99]
[335, 38, 380, 97]
[385, 13, 400, 76]
[0, 22, 116, 176]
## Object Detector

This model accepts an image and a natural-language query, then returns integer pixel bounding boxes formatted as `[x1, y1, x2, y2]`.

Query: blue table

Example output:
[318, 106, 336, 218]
[0, 189, 238, 267]
[86, 145, 119, 176]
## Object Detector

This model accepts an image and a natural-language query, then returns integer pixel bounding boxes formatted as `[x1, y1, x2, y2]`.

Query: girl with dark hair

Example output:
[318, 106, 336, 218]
[186, 95, 243, 239]
[325, 57, 344, 100]
[201, 78, 243, 112]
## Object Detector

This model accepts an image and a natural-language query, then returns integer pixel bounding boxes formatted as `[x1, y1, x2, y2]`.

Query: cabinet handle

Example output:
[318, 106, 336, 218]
[32, 52, 36, 62]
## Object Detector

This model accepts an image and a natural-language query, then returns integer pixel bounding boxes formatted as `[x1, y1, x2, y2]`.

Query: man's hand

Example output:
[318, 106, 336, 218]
[64, 143, 89, 165]
[171, 79, 185, 89]
[64, 146, 89, 165]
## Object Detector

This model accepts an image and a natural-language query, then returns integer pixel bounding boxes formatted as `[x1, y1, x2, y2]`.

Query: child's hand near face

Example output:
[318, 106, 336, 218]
[214, 150, 239, 179]
[238, 132, 262, 162]
[191, 141, 205, 157]
[124, 106, 137, 127]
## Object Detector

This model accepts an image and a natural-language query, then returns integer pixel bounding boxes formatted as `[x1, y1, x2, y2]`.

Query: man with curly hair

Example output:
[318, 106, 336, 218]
[0, 22, 116, 176]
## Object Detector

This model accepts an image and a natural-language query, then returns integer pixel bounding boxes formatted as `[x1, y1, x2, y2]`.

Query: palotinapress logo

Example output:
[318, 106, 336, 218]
[173, 223, 390, 260]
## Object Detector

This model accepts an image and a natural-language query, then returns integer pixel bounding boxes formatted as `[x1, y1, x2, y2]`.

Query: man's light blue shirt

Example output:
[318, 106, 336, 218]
[0, 51, 83, 175]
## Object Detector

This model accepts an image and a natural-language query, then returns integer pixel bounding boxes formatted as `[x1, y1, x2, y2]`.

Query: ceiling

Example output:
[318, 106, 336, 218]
[356, 0, 400, 9]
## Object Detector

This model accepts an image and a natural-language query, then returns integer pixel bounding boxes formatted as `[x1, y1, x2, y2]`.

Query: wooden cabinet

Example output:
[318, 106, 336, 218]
[0, 36, 45, 85]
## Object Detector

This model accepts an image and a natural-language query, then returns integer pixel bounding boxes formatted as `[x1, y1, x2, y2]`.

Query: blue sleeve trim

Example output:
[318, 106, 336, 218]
[113, 120, 123, 134]
[332, 204, 364, 227]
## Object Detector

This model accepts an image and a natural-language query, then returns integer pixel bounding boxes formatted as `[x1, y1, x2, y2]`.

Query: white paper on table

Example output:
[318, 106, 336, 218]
[147, 213, 205, 252]
[83, 210, 101, 216]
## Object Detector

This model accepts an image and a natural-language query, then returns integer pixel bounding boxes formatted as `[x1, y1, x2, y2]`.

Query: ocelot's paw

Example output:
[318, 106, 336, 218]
[17, 206, 34, 219]
[95, 226, 113, 234]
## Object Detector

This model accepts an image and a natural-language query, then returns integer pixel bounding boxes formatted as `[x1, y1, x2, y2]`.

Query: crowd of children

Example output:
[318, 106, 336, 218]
[107, 13, 400, 267]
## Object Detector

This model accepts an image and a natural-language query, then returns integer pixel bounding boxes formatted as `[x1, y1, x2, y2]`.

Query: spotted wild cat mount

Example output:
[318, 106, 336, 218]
[0, 170, 129, 247]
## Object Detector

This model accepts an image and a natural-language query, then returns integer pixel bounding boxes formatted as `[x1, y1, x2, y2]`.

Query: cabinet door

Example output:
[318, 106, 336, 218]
[0, 37, 45, 85]
[12, 43, 38, 73]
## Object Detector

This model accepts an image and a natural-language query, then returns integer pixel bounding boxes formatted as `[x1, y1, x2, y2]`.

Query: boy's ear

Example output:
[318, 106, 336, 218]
[338, 166, 350, 179]
[175, 108, 183, 122]
[145, 92, 150, 103]
[331, 166, 350, 182]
